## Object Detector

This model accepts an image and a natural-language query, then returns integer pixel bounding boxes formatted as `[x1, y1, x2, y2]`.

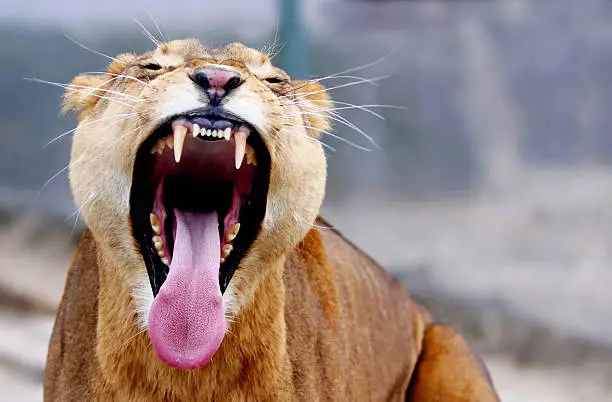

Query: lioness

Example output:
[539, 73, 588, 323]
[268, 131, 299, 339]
[44, 39, 499, 401]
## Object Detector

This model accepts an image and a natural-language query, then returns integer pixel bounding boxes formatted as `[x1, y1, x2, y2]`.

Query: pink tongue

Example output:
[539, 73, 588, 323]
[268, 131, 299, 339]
[148, 209, 226, 369]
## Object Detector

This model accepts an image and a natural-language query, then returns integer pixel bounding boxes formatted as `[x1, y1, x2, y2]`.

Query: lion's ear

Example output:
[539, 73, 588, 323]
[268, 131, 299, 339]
[63, 53, 136, 120]
[108, 53, 136, 74]
[62, 74, 112, 120]
[291, 81, 332, 136]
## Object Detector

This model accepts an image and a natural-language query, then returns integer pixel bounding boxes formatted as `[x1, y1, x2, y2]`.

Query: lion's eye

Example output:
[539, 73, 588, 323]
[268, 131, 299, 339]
[264, 77, 285, 84]
[142, 63, 163, 71]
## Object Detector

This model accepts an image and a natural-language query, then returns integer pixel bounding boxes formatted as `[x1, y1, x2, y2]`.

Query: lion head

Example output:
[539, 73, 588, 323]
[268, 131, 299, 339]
[65, 39, 331, 369]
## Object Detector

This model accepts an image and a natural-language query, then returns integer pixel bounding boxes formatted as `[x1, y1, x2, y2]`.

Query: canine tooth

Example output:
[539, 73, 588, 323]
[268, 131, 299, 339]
[222, 244, 233, 258]
[234, 127, 249, 169]
[150, 213, 162, 235]
[192, 123, 200, 137]
[246, 145, 257, 166]
[173, 124, 187, 163]
[161, 257, 169, 265]
[223, 127, 231, 140]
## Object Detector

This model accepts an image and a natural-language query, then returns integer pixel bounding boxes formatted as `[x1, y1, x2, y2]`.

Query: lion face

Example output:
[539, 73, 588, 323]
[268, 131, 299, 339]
[66, 39, 330, 369]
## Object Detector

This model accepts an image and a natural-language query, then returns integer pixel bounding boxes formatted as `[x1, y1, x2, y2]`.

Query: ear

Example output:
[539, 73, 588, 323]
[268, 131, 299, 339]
[62, 53, 136, 120]
[291, 81, 332, 136]
[62, 74, 112, 120]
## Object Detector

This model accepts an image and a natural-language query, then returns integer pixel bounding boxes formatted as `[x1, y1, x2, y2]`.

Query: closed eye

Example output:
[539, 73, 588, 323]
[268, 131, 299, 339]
[264, 77, 285, 84]
[142, 63, 163, 71]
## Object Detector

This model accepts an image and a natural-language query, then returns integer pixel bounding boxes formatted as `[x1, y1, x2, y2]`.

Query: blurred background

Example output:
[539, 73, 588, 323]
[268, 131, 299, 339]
[1, 0, 612, 400]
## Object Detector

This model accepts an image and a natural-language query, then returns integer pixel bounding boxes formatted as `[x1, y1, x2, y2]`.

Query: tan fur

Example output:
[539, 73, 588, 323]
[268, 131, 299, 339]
[45, 39, 499, 401]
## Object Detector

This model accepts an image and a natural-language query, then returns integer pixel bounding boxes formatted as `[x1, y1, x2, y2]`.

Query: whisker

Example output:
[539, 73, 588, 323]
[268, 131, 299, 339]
[25, 78, 139, 108]
[319, 49, 397, 80]
[130, 17, 161, 47]
[64, 34, 125, 64]
[64, 89, 138, 107]
[284, 101, 405, 120]
[43, 113, 136, 148]
[280, 109, 378, 149]
[310, 75, 381, 86]
[63, 81, 147, 102]
[261, 24, 285, 60]
[37, 163, 70, 198]
[277, 126, 336, 152]
[81, 72, 152, 88]
[67, 191, 97, 234]
[326, 109, 381, 150]
[71, 206, 83, 235]
[280, 75, 389, 101]
[146, 12, 167, 42]
[38, 123, 145, 197]
[283, 124, 370, 151]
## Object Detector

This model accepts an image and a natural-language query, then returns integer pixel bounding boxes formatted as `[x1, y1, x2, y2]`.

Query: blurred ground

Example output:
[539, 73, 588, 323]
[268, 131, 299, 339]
[2, 167, 612, 401]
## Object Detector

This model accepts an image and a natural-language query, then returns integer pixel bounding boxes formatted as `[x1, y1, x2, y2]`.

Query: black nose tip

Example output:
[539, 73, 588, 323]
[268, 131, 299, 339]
[191, 67, 243, 100]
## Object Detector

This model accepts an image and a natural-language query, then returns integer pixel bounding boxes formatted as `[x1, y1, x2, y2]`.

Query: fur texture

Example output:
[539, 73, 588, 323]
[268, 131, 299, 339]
[45, 39, 499, 401]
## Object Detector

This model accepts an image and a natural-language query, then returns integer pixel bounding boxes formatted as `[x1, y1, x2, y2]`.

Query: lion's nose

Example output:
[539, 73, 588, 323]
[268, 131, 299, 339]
[191, 67, 243, 101]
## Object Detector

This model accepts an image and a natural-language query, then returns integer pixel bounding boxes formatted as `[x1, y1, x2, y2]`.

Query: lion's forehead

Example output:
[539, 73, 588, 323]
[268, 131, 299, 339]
[149, 39, 274, 76]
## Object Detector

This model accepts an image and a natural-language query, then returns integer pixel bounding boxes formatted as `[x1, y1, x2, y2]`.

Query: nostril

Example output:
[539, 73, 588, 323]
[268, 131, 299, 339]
[192, 70, 211, 89]
[224, 76, 242, 92]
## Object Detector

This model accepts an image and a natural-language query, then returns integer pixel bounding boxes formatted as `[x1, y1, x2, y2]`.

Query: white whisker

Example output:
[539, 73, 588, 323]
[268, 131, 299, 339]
[64, 34, 125, 64]
[281, 75, 389, 101]
[37, 163, 70, 198]
[310, 75, 381, 86]
[281, 109, 378, 149]
[282, 101, 405, 120]
[261, 24, 285, 60]
[318, 49, 397, 80]
[25, 78, 139, 108]
[63, 81, 147, 102]
[130, 17, 161, 47]
[283, 124, 370, 151]
[67, 191, 97, 234]
[38, 123, 146, 196]
[277, 126, 336, 152]
[146, 12, 167, 42]
[43, 113, 136, 148]
[81, 72, 152, 88]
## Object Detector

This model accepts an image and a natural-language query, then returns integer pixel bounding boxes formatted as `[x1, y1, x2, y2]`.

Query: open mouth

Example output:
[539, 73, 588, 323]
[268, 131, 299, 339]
[129, 109, 270, 368]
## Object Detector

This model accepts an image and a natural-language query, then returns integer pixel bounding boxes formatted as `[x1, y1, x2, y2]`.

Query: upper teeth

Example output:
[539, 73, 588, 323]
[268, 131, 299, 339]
[150, 213, 162, 235]
[151, 120, 256, 167]
[192, 123, 201, 137]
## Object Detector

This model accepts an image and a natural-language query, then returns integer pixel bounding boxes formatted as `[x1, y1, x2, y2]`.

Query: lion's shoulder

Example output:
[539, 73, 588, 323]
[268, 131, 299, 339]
[283, 218, 429, 399]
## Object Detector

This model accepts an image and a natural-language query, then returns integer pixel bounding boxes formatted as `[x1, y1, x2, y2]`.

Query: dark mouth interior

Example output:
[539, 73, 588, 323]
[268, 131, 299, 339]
[130, 110, 271, 296]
